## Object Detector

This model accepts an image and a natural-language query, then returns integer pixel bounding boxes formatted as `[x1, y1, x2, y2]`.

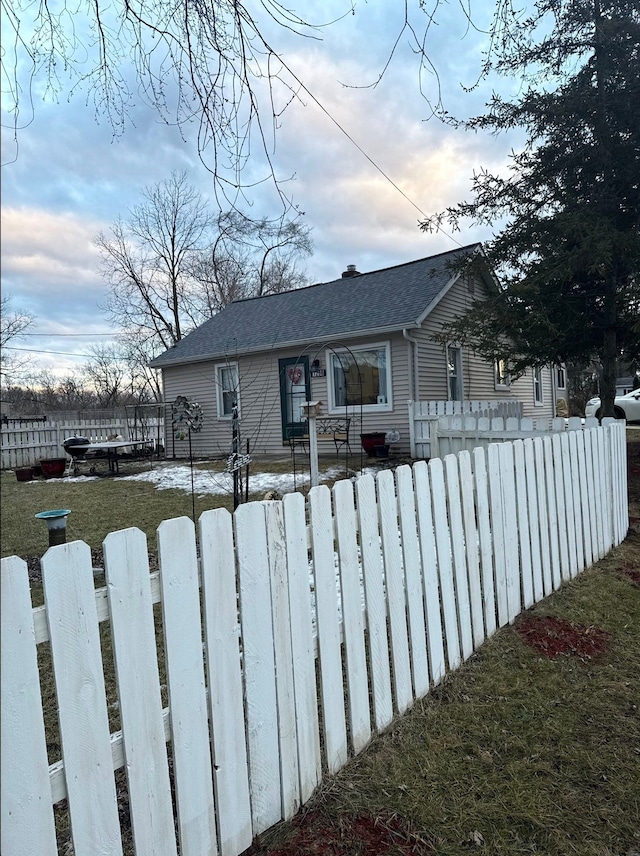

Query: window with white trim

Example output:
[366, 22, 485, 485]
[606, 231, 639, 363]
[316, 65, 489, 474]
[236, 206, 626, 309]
[534, 367, 543, 404]
[447, 345, 463, 400]
[327, 343, 392, 413]
[494, 358, 510, 389]
[216, 362, 239, 418]
[556, 364, 566, 390]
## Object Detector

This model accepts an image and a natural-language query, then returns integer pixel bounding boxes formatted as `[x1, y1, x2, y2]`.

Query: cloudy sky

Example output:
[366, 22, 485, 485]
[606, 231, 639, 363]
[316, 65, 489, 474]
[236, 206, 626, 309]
[1, 0, 521, 378]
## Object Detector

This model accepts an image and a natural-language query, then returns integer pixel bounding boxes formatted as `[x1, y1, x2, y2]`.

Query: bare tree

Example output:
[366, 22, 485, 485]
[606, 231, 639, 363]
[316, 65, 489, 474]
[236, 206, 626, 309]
[96, 171, 213, 352]
[97, 173, 313, 370]
[189, 210, 312, 314]
[82, 344, 134, 408]
[0, 294, 34, 383]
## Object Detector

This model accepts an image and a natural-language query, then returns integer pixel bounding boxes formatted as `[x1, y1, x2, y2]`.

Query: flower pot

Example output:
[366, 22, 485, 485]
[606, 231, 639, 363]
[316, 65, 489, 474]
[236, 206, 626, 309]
[40, 458, 67, 478]
[360, 432, 387, 457]
[32, 463, 43, 478]
[15, 467, 34, 482]
[374, 444, 390, 459]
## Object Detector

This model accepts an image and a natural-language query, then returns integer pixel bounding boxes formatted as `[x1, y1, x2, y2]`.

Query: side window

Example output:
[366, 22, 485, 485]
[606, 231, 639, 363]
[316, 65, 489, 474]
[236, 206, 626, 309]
[556, 364, 566, 390]
[494, 358, 510, 389]
[447, 345, 463, 400]
[216, 362, 239, 418]
[534, 367, 543, 404]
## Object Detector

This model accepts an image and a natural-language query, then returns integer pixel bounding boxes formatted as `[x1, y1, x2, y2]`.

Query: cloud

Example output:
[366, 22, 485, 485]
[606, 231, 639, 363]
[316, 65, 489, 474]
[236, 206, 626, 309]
[1, 2, 521, 377]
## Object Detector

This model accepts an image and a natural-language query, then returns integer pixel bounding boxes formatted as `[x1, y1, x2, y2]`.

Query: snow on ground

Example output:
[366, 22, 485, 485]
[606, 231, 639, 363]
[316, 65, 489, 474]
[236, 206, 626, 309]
[50, 463, 350, 497]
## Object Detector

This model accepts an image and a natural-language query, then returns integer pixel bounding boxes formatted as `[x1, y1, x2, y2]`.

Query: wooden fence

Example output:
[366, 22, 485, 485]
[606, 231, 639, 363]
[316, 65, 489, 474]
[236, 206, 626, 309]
[408, 399, 524, 458]
[1, 422, 628, 856]
[1, 418, 165, 469]
[429, 414, 597, 459]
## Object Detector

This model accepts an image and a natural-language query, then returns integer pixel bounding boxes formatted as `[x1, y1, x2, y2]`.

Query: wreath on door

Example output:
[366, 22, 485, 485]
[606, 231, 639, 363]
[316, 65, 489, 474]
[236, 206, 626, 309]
[287, 366, 303, 385]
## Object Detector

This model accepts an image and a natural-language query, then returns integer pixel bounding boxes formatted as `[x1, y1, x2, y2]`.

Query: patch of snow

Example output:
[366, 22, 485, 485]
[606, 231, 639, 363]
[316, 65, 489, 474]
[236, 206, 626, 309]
[52, 463, 348, 497]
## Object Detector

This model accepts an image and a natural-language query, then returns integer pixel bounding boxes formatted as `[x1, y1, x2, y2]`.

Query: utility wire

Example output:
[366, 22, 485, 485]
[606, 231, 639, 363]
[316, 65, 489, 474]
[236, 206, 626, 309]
[278, 58, 464, 248]
[4, 346, 94, 357]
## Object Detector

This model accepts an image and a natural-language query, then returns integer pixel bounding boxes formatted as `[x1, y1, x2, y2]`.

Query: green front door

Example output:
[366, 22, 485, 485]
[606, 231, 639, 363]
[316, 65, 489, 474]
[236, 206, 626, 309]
[279, 357, 311, 441]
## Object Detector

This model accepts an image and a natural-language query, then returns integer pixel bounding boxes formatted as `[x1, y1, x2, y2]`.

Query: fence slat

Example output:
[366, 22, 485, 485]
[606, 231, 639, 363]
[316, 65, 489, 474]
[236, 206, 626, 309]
[560, 433, 578, 578]
[444, 455, 474, 660]
[1, 557, 57, 856]
[513, 441, 534, 610]
[309, 485, 348, 773]
[104, 528, 177, 856]
[235, 502, 282, 834]
[552, 434, 571, 583]
[283, 493, 322, 802]
[413, 461, 446, 683]
[499, 443, 521, 623]
[525, 439, 544, 601]
[199, 509, 253, 856]
[333, 480, 372, 752]
[396, 465, 430, 698]
[487, 444, 508, 628]
[265, 501, 301, 819]
[377, 469, 413, 712]
[157, 517, 217, 856]
[472, 448, 496, 637]
[539, 436, 560, 592]
[569, 431, 585, 575]
[429, 458, 461, 670]
[356, 475, 394, 729]
[458, 451, 484, 649]
[42, 542, 124, 856]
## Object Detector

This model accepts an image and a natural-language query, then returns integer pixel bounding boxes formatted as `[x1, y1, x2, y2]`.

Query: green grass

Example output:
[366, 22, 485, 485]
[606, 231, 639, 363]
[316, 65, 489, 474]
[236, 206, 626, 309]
[261, 546, 640, 855]
[0, 454, 355, 559]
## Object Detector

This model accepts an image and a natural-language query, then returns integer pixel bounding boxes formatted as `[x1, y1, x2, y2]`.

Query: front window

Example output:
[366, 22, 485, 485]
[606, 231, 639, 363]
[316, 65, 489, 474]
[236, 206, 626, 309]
[534, 367, 543, 404]
[216, 362, 239, 418]
[447, 345, 463, 400]
[556, 364, 566, 390]
[328, 344, 392, 412]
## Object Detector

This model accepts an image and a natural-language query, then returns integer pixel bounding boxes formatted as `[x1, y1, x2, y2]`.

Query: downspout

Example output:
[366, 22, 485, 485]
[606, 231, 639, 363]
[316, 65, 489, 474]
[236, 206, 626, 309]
[403, 328, 420, 401]
[403, 328, 420, 459]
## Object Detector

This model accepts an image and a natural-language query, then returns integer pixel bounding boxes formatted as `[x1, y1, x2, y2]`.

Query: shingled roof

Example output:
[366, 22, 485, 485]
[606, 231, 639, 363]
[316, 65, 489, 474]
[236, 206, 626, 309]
[150, 243, 483, 368]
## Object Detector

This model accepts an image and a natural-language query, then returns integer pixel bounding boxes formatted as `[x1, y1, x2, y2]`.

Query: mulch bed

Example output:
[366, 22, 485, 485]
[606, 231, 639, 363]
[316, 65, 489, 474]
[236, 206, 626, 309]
[263, 810, 435, 856]
[515, 615, 611, 661]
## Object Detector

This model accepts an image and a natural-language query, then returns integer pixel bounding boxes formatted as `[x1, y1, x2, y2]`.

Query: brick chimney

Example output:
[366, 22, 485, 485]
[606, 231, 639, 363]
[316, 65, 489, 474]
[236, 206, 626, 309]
[342, 264, 360, 278]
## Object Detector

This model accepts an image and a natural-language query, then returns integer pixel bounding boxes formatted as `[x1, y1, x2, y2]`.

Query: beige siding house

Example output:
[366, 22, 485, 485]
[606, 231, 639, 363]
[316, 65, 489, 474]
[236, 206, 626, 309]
[150, 245, 558, 459]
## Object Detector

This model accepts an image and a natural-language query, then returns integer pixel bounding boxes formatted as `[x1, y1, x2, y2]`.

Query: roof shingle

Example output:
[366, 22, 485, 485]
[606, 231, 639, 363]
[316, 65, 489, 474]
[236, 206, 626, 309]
[150, 244, 481, 367]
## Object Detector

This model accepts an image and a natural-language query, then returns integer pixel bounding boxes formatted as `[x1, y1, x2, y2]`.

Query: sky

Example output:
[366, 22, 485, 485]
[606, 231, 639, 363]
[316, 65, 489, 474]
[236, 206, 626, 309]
[1, 0, 522, 379]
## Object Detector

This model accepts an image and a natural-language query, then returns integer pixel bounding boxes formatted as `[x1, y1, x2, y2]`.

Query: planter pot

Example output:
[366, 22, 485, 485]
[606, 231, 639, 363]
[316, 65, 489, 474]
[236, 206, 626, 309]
[31, 463, 43, 478]
[374, 444, 390, 459]
[15, 467, 34, 482]
[360, 432, 387, 457]
[40, 458, 67, 478]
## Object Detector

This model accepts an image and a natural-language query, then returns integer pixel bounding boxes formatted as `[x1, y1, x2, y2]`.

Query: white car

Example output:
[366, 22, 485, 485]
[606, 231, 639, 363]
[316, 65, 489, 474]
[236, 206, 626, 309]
[584, 389, 640, 422]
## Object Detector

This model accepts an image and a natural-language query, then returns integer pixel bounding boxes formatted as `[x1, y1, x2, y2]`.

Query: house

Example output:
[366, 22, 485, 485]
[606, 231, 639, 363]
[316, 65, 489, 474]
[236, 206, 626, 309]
[150, 244, 559, 458]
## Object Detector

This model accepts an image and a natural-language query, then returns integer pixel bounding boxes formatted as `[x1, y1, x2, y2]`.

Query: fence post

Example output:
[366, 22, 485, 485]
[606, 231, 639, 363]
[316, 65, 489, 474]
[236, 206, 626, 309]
[408, 401, 416, 459]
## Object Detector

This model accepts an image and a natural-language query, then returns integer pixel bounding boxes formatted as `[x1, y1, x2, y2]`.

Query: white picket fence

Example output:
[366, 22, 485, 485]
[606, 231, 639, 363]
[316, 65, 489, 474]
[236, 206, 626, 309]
[408, 399, 524, 458]
[1, 422, 628, 856]
[1, 419, 164, 469]
[429, 414, 597, 459]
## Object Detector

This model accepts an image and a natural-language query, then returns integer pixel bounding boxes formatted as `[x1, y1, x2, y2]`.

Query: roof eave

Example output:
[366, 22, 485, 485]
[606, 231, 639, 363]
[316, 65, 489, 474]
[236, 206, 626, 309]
[149, 321, 421, 369]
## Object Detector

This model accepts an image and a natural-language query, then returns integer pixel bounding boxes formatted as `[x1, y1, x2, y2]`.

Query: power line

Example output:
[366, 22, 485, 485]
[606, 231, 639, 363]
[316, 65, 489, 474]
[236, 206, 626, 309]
[4, 346, 93, 357]
[21, 332, 115, 337]
[277, 57, 464, 248]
